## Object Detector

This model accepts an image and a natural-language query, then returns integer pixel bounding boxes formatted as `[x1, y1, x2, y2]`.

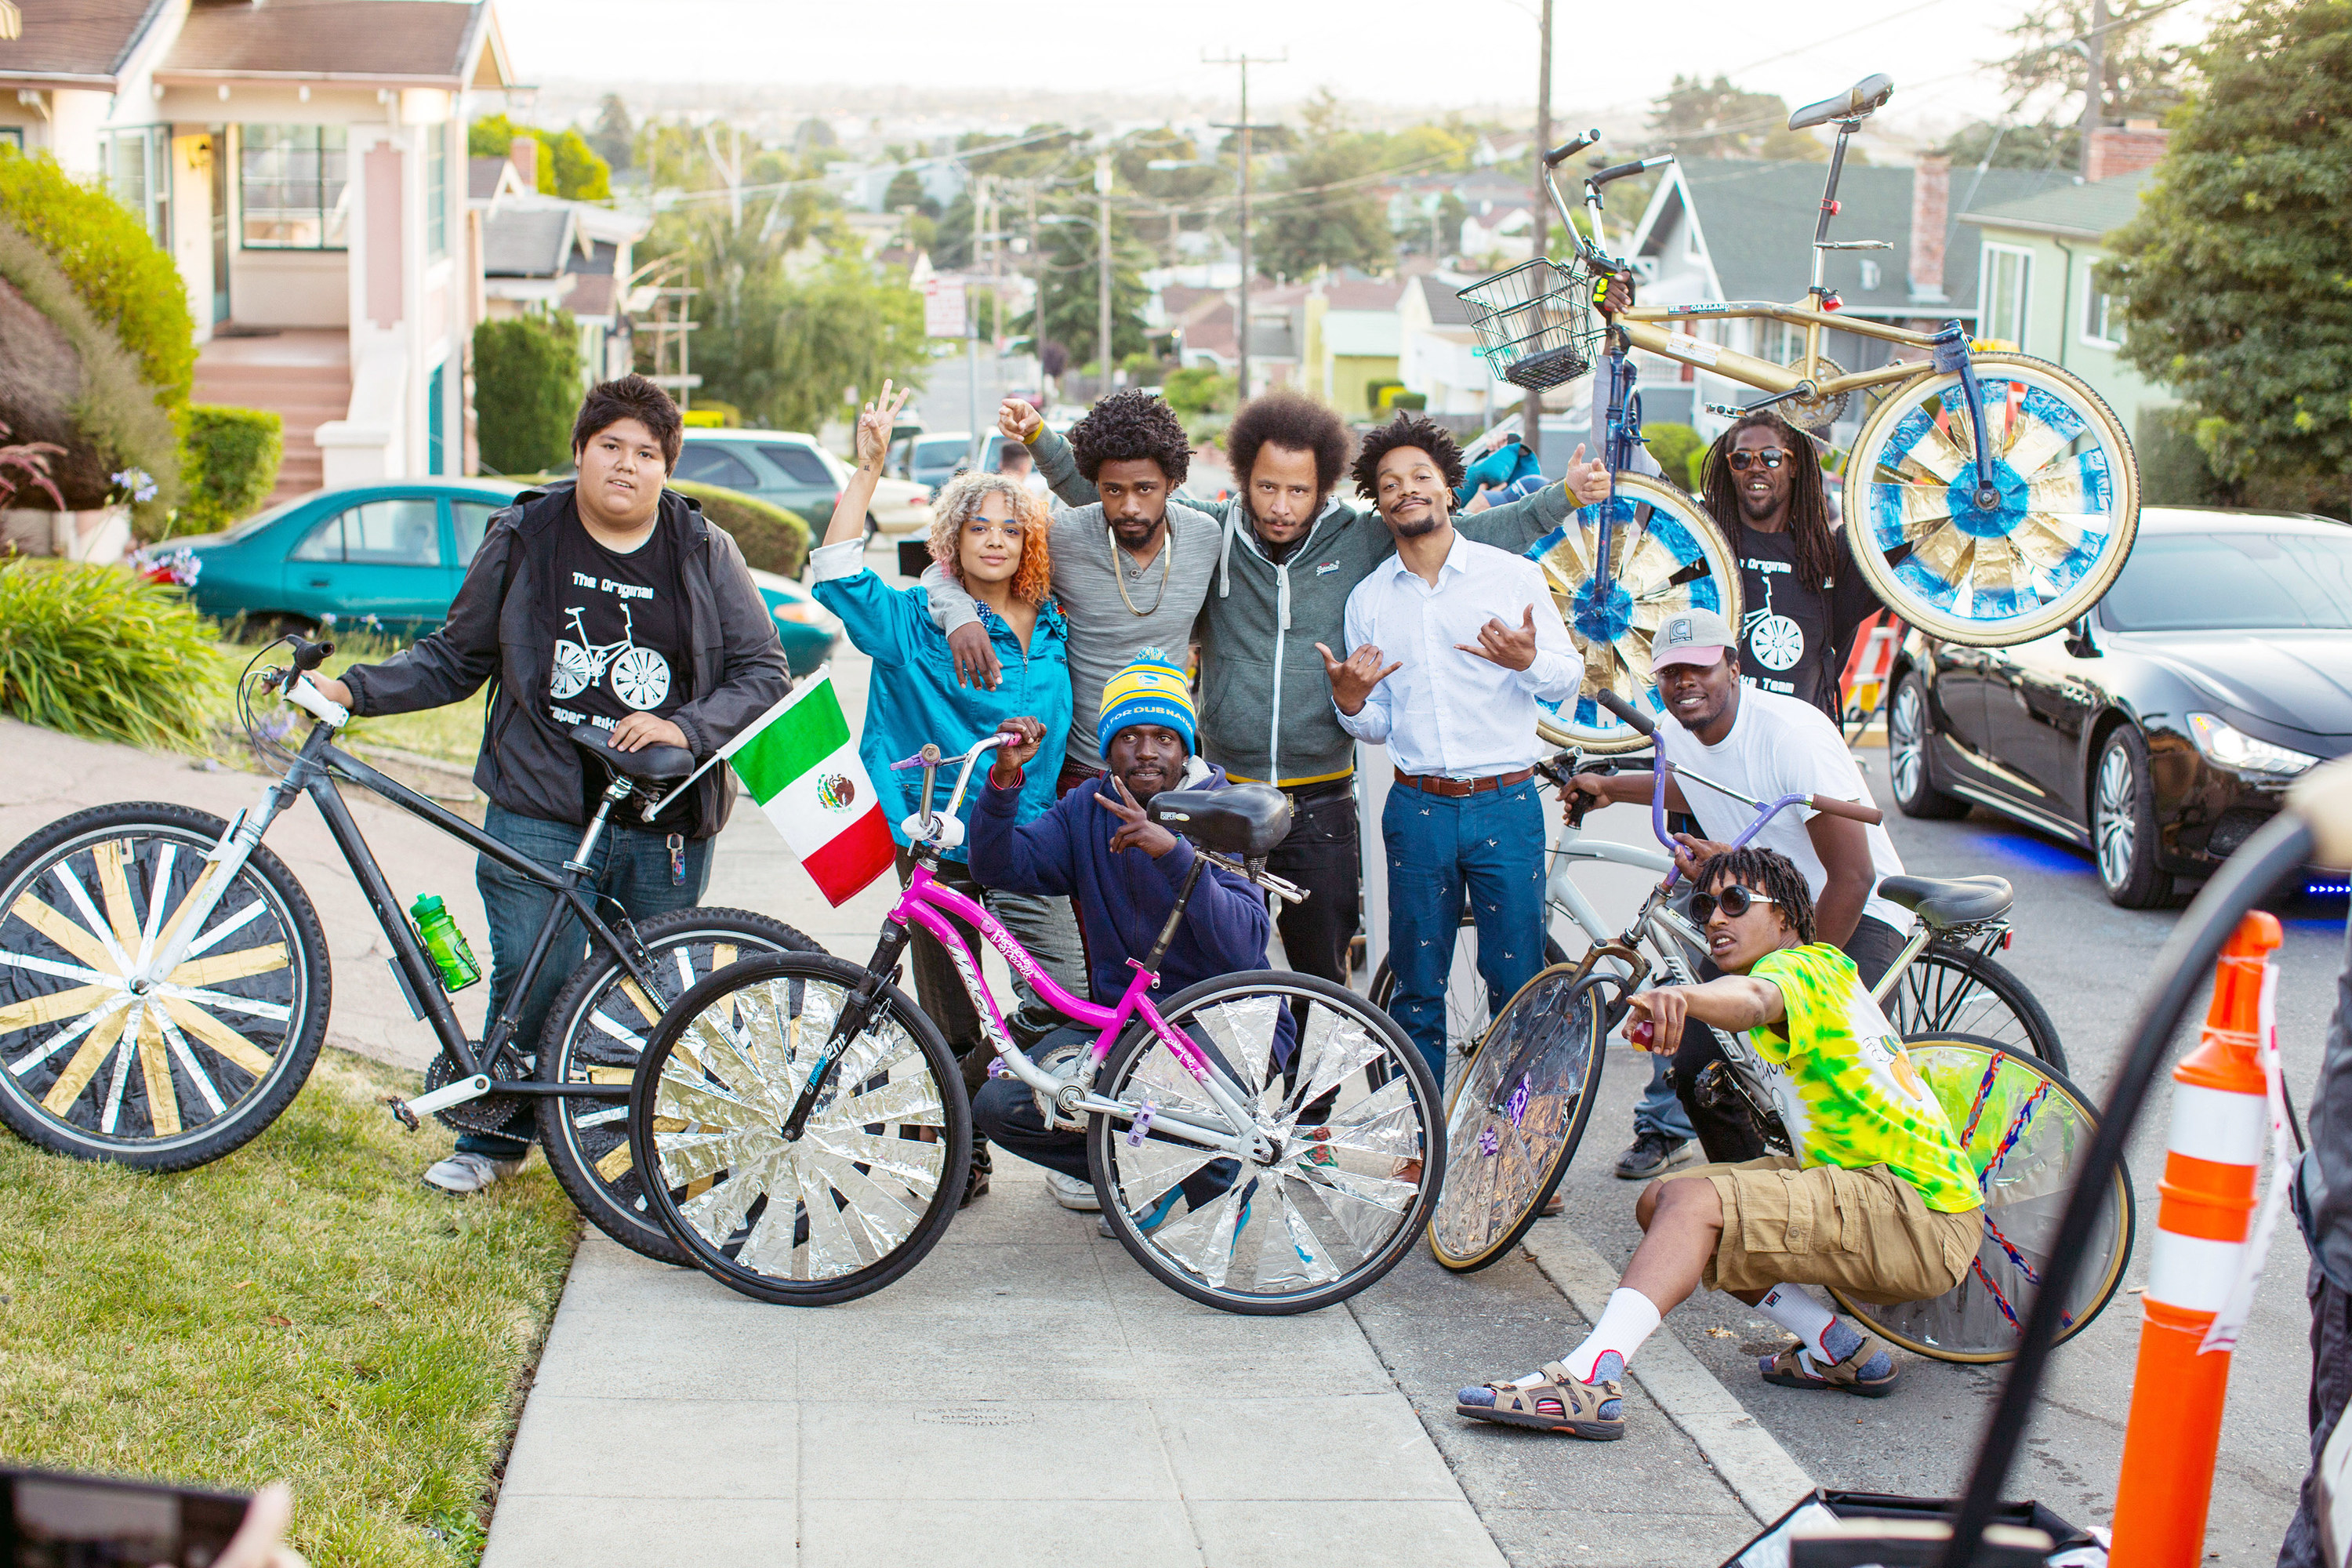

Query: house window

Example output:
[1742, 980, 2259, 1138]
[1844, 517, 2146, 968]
[0, 128, 22, 151]
[1756, 318, 1804, 365]
[426, 122, 448, 260]
[103, 129, 169, 248]
[1981, 243, 2033, 347]
[1859, 259, 1881, 292]
[241, 125, 349, 249]
[2083, 281, 2124, 348]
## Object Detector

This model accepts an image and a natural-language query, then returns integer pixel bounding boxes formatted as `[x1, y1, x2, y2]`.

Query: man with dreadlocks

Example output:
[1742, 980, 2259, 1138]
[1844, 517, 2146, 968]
[1456, 844, 1982, 1439]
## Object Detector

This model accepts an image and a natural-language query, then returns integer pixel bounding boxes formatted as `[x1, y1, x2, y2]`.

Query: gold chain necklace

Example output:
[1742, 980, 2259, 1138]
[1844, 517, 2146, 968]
[1110, 521, 1173, 617]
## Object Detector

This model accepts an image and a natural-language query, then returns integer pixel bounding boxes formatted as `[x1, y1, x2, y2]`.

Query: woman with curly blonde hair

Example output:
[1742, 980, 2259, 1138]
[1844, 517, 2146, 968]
[811, 385, 1082, 1203]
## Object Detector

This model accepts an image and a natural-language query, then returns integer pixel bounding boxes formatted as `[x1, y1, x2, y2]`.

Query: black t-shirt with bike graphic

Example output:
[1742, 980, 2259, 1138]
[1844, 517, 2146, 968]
[1731, 521, 1882, 722]
[546, 507, 692, 826]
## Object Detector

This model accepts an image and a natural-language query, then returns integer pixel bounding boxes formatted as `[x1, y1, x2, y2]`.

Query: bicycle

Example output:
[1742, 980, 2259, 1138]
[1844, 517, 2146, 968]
[0, 637, 818, 1267]
[1423, 691, 2131, 1363]
[552, 603, 671, 710]
[1460, 74, 2140, 719]
[626, 732, 1445, 1313]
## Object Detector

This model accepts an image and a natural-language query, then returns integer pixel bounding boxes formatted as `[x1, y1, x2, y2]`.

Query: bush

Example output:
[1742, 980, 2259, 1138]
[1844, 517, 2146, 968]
[0, 561, 223, 749]
[669, 481, 809, 577]
[467, 116, 612, 201]
[1644, 423, 1703, 490]
[1386, 390, 1428, 411]
[2136, 405, 2231, 507]
[177, 406, 282, 534]
[1162, 365, 1235, 420]
[474, 312, 581, 477]
[0, 149, 194, 408]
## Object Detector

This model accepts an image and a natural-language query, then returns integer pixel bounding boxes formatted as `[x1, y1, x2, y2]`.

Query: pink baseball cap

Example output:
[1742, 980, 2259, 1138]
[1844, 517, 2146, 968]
[1650, 608, 1736, 670]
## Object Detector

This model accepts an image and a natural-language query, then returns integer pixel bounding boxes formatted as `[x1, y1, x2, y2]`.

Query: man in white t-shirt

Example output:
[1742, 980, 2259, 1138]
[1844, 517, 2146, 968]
[1563, 606, 1912, 1164]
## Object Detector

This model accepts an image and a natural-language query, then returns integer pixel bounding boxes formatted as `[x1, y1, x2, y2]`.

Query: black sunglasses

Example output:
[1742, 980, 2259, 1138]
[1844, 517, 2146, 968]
[1726, 448, 1790, 472]
[1692, 884, 1777, 924]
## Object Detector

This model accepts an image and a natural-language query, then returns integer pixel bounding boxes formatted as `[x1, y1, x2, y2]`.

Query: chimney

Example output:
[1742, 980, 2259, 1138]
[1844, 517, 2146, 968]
[2087, 122, 2170, 183]
[507, 136, 539, 191]
[1907, 154, 1949, 303]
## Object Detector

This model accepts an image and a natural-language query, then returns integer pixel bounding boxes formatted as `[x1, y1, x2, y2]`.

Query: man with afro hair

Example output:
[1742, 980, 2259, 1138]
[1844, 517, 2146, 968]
[1323, 411, 1581, 1090]
[961, 391, 1606, 991]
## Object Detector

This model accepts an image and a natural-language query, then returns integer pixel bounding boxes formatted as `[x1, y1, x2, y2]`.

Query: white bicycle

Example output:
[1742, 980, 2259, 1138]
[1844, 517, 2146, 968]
[552, 604, 670, 710]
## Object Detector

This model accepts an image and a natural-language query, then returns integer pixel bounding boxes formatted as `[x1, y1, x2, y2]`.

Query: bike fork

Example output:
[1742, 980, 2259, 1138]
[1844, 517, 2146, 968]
[780, 920, 912, 1140]
[142, 775, 299, 982]
[1931, 319, 2002, 511]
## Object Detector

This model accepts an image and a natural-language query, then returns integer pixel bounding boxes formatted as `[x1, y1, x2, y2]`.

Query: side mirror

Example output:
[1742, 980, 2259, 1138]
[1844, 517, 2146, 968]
[2063, 616, 2101, 659]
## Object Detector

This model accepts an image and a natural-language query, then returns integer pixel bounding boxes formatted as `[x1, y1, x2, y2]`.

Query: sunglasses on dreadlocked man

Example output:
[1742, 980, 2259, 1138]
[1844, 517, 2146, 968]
[1690, 883, 1778, 924]
[1725, 448, 1792, 472]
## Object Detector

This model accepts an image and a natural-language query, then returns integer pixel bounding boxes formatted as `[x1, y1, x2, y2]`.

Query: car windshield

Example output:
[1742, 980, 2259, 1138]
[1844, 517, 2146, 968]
[2101, 530, 2352, 631]
[216, 495, 313, 541]
[913, 438, 967, 470]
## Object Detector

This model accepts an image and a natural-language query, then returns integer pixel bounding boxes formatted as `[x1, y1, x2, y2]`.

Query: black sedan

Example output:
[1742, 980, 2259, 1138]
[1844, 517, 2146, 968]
[1887, 508, 2352, 907]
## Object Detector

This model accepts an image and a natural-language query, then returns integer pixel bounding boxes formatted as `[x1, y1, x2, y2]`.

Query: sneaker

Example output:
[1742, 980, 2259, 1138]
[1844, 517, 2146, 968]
[423, 1152, 524, 1194]
[1099, 1186, 1186, 1239]
[960, 1143, 993, 1209]
[1045, 1170, 1100, 1211]
[1613, 1130, 1696, 1181]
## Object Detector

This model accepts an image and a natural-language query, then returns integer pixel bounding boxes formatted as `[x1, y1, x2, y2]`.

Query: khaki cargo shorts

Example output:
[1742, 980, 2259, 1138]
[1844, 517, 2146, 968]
[1659, 1156, 1981, 1306]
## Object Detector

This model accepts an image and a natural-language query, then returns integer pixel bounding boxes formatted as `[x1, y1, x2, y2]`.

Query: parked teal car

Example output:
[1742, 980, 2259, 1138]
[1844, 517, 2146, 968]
[175, 479, 841, 673]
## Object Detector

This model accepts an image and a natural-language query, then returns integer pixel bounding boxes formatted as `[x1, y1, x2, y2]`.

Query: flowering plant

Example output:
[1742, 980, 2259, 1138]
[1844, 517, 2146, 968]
[107, 468, 160, 506]
[129, 545, 201, 589]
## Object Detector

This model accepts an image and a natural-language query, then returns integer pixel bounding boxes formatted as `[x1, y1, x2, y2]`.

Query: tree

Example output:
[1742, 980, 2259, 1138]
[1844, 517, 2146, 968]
[2103, 0, 2352, 486]
[467, 115, 611, 201]
[589, 94, 633, 174]
[1258, 89, 1394, 280]
[1646, 74, 1833, 161]
[1022, 203, 1150, 371]
[883, 167, 937, 217]
[0, 148, 194, 407]
[791, 118, 837, 162]
[474, 311, 581, 475]
[1936, 118, 2081, 169]
[1998, 0, 2192, 124]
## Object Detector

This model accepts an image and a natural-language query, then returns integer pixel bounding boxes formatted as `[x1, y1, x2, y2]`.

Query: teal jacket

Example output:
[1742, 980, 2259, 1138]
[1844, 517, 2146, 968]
[1028, 425, 1581, 786]
[810, 546, 1071, 859]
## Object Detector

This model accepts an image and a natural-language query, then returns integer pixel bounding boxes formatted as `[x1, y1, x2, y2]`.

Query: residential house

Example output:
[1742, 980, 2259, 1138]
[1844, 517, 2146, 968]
[1398, 271, 1512, 418]
[1301, 278, 1403, 418]
[1, 0, 520, 498]
[1623, 156, 2074, 444]
[1956, 128, 2169, 445]
[474, 140, 648, 387]
[1166, 283, 1302, 397]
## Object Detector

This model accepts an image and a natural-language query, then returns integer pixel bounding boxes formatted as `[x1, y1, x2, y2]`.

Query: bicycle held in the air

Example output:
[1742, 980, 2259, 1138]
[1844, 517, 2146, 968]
[1458, 73, 2140, 755]
[1421, 691, 2133, 1365]
[0, 637, 817, 1266]
[626, 731, 1444, 1314]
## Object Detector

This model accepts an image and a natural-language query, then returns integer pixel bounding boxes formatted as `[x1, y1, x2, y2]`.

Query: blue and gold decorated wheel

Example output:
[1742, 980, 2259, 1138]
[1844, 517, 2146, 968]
[1523, 474, 1742, 754]
[1844, 353, 2140, 648]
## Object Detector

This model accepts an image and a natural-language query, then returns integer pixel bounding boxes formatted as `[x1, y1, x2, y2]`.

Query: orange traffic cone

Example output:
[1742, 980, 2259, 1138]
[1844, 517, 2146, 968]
[2109, 910, 2284, 1566]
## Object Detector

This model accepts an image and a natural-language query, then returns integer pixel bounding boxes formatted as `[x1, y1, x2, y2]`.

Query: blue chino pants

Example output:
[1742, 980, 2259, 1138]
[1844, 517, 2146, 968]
[1381, 776, 1548, 1090]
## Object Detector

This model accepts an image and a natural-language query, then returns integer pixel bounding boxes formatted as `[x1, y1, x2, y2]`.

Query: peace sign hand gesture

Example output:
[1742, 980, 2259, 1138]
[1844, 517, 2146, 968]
[1456, 605, 1541, 672]
[855, 380, 911, 472]
[1094, 775, 1180, 858]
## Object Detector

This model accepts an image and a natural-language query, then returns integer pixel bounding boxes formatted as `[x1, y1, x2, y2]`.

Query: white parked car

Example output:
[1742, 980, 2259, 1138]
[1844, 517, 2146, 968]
[673, 428, 931, 545]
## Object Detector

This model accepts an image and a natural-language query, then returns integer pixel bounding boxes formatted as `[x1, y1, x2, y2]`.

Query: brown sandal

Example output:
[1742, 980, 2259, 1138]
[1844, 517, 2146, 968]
[1759, 1334, 1902, 1397]
[1456, 1361, 1624, 1439]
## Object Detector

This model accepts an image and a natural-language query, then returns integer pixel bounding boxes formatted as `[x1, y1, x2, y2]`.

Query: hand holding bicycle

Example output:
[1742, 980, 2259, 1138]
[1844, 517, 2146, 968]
[1564, 444, 1611, 508]
[1094, 776, 1180, 858]
[1454, 605, 1540, 672]
[1670, 830, 1735, 882]
[1316, 641, 1400, 715]
[988, 715, 1046, 786]
[610, 712, 689, 753]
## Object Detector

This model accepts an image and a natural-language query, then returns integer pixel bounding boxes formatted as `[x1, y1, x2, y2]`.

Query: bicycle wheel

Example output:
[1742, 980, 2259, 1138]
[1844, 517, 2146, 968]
[1367, 916, 1570, 1084]
[1844, 353, 2139, 648]
[609, 647, 672, 710]
[1828, 1033, 2132, 1363]
[1090, 971, 1441, 1315]
[1427, 964, 1607, 1272]
[629, 951, 967, 1306]
[550, 641, 593, 700]
[0, 803, 328, 1170]
[1878, 939, 2066, 1073]
[1524, 474, 1742, 753]
[536, 908, 825, 1265]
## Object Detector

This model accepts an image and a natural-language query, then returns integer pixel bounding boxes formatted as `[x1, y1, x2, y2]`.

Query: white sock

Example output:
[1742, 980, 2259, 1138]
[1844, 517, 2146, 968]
[1518, 1287, 1663, 1386]
[1757, 1283, 1838, 1367]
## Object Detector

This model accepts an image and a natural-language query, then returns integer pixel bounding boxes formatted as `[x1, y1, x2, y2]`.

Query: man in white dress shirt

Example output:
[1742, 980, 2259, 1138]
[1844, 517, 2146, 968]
[1318, 412, 1582, 1087]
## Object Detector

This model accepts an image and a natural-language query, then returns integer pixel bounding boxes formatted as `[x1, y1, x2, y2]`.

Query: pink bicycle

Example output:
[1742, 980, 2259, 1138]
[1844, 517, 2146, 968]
[626, 732, 1444, 1312]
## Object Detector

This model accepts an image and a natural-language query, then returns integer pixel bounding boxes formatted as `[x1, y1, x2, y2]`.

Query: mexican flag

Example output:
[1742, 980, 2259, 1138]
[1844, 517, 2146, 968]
[722, 667, 894, 906]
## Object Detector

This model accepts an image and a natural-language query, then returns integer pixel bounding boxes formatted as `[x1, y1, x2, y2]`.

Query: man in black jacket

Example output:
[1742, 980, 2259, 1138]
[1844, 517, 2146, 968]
[311, 376, 791, 1192]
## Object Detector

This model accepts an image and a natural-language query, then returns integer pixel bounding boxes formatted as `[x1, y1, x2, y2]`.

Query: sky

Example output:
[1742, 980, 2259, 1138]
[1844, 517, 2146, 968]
[491, 0, 2227, 147]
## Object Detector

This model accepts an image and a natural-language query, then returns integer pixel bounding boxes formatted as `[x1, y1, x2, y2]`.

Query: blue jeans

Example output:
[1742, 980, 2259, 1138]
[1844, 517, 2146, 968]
[1634, 1053, 1698, 1143]
[456, 804, 713, 1160]
[1381, 777, 1548, 1090]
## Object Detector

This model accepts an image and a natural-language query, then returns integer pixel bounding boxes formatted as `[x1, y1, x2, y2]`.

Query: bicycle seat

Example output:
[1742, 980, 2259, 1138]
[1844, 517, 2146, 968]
[1788, 73, 1893, 131]
[1147, 783, 1291, 858]
[1875, 873, 2012, 930]
[569, 723, 695, 784]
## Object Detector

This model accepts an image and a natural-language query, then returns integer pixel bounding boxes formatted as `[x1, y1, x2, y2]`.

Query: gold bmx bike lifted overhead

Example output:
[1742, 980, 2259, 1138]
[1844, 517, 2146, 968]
[1458, 74, 2140, 751]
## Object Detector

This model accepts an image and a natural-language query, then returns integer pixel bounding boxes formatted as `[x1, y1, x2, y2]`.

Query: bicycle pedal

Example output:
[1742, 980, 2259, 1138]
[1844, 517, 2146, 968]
[382, 1095, 420, 1132]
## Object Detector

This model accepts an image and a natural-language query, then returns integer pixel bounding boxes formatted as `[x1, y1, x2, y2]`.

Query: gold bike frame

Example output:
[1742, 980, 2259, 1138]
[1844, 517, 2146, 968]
[1607, 304, 1937, 402]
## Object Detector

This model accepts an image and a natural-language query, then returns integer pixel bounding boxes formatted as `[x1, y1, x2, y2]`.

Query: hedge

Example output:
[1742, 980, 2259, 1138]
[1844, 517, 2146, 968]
[474, 313, 581, 477]
[1643, 423, 1703, 492]
[669, 481, 809, 577]
[0, 560, 222, 750]
[179, 406, 284, 533]
[0, 149, 194, 408]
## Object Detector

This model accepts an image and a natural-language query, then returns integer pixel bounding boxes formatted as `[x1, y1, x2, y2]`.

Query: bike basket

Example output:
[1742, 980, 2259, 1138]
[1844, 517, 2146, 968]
[1457, 257, 1601, 391]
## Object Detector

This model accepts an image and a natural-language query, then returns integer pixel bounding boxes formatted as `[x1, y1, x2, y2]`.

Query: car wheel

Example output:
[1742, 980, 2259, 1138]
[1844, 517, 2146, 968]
[2092, 726, 2173, 909]
[1889, 670, 1970, 820]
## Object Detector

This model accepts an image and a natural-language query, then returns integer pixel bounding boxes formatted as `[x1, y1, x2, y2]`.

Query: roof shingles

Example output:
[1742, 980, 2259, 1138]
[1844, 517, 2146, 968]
[161, 0, 485, 83]
[0, 0, 165, 85]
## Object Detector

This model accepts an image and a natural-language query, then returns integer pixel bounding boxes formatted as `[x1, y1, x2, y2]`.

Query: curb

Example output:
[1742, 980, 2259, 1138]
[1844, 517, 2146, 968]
[1519, 1219, 1817, 1526]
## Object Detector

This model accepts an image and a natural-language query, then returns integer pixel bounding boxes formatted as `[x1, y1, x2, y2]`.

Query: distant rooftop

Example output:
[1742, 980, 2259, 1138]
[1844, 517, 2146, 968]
[1960, 169, 2156, 239]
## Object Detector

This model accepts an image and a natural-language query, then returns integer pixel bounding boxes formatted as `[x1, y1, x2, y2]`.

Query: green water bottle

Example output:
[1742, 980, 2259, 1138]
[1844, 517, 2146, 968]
[410, 894, 481, 993]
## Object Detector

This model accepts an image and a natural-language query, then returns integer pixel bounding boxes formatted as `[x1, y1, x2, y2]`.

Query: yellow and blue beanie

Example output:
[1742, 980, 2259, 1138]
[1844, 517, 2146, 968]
[1098, 647, 1196, 757]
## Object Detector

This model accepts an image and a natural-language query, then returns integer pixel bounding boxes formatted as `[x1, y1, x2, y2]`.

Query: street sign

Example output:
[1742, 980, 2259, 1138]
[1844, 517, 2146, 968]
[924, 278, 967, 339]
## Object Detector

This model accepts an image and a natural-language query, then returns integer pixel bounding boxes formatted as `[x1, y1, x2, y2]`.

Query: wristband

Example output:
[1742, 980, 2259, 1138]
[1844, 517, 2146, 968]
[992, 763, 1025, 790]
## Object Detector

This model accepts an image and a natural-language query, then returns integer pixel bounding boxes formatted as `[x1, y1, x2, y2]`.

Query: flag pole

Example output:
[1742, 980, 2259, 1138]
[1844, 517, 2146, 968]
[632, 665, 829, 823]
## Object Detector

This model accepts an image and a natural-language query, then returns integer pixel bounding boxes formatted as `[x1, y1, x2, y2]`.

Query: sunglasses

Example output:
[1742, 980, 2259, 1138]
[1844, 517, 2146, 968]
[1691, 884, 1777, 924]
[1726, 448, 1791, 472]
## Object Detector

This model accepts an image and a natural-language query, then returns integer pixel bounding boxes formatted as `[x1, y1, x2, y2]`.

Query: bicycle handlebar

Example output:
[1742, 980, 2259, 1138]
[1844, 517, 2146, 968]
[1595, 689, 1656, 737]
[1806, 794, 1885, 826]
[290, 637, 334, 673]
[1543, 129, 1601, 168]
[1589, 154, 1672, 188]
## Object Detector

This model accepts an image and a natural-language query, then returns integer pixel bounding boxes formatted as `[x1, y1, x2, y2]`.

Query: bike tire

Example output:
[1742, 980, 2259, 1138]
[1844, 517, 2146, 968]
[0, 802, 329, 1171]
[1828, 1033, 2133, 1363]
[629, 951, 968, 1306]
[1523, 474, 1743, 753]
[1878, 940, 2065, 1075]
[1427, 964, 1607, 1273]
[1842, 352, 2140, 648]
[1367, 916, 1571, 1084]
[535, 908, 825, 1266]
[1089, 970, 1442, 1315]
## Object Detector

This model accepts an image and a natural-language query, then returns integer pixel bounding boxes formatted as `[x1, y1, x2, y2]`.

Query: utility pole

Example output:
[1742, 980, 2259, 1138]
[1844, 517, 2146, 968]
[1097, 149, 1114, 401]
[1523, 0, 1553, 465]
[1207, 49, 1283, 404]
[2078, 0, 2110, 179]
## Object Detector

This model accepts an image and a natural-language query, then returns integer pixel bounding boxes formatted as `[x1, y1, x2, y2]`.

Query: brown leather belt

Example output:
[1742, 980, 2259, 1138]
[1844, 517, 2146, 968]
[1392, 766, 1534, 798]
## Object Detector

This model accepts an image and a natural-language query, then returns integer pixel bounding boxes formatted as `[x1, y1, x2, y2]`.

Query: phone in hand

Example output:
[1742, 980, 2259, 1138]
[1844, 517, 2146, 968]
[4, 1468, 249, 1567]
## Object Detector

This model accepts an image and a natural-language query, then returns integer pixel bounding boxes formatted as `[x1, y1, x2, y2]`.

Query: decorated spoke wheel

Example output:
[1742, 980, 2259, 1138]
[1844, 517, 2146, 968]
[1525, 474, 1742, 753]
[610, 647, 672, 710]
[1845, 352, 2139, 647]
[550, 641, 594, 701]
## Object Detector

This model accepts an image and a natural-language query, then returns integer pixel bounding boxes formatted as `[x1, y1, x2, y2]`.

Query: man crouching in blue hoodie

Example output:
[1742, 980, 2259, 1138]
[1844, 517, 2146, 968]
[969, 648, 1274, 1222]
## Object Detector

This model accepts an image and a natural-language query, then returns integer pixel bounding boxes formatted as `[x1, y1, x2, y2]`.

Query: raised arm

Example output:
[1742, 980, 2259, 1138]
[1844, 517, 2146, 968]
[1456, 444, 1613, 554]
[822, 382, 910, 549]
[1003, 401, 1094, 509]
[1623, 972, 1787, 1057]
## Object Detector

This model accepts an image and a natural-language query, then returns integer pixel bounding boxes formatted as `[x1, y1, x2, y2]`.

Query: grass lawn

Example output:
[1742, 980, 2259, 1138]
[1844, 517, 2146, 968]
[0, 1050, 579, 1566]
